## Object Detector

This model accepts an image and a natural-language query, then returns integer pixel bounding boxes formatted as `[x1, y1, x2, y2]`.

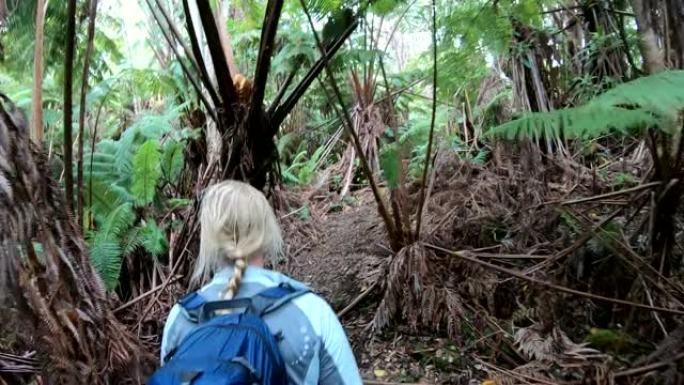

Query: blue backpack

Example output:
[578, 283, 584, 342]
[149, 283, 309, 385]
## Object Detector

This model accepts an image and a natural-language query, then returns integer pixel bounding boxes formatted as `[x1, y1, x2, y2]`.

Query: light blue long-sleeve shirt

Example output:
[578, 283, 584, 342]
[160, 266, 363, 385]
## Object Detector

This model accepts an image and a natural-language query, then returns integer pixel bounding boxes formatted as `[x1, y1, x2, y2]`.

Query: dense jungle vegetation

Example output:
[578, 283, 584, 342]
[1, 0, 684, 384]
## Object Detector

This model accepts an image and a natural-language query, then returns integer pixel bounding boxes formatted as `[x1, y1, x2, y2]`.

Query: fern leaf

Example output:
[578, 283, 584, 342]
[161, 141, 185, 182]
[488, 71, 684, 141]
[121, 225, 144, 256]
[131, 139, 162, 206]
[86, 180, 132, 221]
[139, 219, 168, 258]
[87, 203, 134, 291]
[591, 70, 684, 115]
[89, 236, 123, 291]
[98, 203, 135, 239]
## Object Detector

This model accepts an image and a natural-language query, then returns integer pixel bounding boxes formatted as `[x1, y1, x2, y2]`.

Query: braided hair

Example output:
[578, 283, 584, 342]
[193, 180, 283, 300]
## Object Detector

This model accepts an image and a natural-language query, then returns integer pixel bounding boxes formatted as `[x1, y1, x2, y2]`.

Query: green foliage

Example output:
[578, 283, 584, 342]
[131, 140, 162, 206]
[282, 145, 327, 185]
[488, 71, 684, 141]
[161, 141, 185, 183]
[380, 144, 401, 189]
[613, 172, 637, 187]
[138, 219, 168, 258]
[87, 203, 134, 290]
[84, 105, 193, 290]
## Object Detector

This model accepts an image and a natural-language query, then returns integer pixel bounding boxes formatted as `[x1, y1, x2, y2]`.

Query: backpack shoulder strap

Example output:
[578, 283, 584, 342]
[248, 282, 311, 316]
[177, 291, 207, 322]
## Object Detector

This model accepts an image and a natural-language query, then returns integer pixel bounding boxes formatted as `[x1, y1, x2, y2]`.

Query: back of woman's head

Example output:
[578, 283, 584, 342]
[192, 180, 282, 298]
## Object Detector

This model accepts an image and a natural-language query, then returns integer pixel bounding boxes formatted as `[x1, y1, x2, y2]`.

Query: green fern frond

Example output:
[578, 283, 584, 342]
[86, 180, 133, 221]
[161, 141, 185, 183]
[121, 225, 144, 256]
[488, 105, 658, 141]
[97, 203, 135, 239]
[131, 140, 162, 206]
[470, 148, 490, 165]
[592, 70, 684, 115]
[87, 203, 135, 290]
[488, 71, 684, 141]
[89, 237, 123, 291]
[139, 219, 168, 258]
[380, 143, 401, 189]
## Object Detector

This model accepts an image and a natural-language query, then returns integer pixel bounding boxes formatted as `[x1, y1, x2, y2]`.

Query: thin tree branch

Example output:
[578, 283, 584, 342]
[153, 0, 202, 77]
[76, 0, 99, 226]
[541, 181, 663, 206]
[145, 0, 217, 123]
[267, 66, 299, 116]
[271, 18, 359, 127]
[30, 0, 46, 144]
[414, 0, 438, 238]
[299, 0, 399, 251]
[215, 0, 239, 75]
[613, 352, 684, 378]
[426, 243, 684, 315]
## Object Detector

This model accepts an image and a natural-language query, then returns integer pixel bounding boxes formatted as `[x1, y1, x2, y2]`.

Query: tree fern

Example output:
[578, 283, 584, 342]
[487, 71, 684, 141]
[131, 139, 162, 206]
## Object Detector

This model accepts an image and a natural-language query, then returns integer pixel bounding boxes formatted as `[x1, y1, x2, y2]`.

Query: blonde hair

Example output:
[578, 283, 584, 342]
[193, 180, 283, 300]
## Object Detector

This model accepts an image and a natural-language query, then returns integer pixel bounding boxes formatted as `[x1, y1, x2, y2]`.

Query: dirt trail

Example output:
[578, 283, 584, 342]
[281, 196, 387, 309]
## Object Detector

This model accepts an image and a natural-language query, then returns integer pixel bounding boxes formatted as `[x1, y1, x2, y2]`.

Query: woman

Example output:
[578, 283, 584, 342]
[160, 180, 363, 385]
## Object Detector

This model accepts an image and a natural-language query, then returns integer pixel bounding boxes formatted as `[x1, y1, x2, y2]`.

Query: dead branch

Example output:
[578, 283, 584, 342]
[613, 352, 684, 378]
[425, 243, 684, 315]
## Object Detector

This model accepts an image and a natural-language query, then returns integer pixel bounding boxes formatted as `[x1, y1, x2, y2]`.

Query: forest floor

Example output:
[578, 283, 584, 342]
[280, 190, 471, 384]
[273, 150, 684, 384]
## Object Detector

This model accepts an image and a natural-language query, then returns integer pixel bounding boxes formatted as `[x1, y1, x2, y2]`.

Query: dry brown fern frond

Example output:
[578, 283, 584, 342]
[0, 94, 151, 384]
[372, 243, 467, 340]
[514, 326, 606, 366]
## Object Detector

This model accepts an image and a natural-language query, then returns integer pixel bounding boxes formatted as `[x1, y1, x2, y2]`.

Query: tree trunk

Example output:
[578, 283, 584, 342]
[30, 0, 47, 144]
[631, 0, 666, 73]
[216, 0, 239, 75]
[63, 0, 77, 213]
[76, 0, 98, 227]
[0, 0, 8, 24]
[666, 0, 684, 69]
